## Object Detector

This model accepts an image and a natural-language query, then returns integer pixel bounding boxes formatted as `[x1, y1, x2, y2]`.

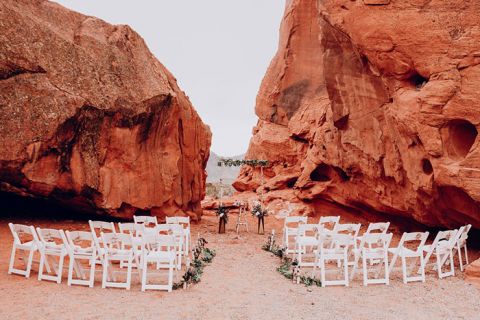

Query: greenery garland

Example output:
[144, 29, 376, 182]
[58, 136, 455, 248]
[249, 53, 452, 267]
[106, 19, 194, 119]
[173, 238, 216, 290]
[217, 159, 269, 168]
[262, 237, 322, 287]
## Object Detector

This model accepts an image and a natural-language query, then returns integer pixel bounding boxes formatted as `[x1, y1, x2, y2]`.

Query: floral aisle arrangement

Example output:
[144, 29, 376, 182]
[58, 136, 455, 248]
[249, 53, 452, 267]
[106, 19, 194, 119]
[262, 233, 322, 287]
[173, 237, 216, 290]
[216, 205, 229, 234]
[251, 202, 268, 234]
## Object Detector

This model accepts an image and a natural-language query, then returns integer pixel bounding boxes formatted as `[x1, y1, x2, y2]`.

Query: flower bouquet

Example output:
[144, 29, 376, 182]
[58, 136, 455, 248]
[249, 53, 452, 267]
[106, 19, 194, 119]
[216, 205, 229, 234]
[251, 202, 268, 234]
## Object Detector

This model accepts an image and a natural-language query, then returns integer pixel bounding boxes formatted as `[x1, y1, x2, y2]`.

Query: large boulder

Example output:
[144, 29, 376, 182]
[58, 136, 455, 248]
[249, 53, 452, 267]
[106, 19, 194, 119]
[235, 0, 480, 228]
[0, 0, 211, 219]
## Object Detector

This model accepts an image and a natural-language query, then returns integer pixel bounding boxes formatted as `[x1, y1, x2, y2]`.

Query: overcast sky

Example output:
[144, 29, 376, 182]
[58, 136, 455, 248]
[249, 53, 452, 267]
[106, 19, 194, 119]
[53, 0, 284, 157]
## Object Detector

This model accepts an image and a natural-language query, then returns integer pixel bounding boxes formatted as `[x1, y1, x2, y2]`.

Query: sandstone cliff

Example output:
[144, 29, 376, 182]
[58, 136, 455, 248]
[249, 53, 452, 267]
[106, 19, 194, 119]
[234, 0, 480, 228]
[0, 0, 211, 219]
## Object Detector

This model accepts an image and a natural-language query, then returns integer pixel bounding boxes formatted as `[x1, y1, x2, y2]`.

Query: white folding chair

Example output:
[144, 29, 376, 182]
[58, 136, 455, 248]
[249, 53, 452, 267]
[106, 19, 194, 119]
[357, 222, 390, 265]
[283, 216, 308, 255]
[61, 231, 97, 287]
[331, 223, 361, 266]
[423, 227, 464, 279]
[388, 231, 429, 283]
[101, 233, 134, 290]
[351, 233, 392, 286]
[140, 233, 176, 292]
[315, 233, 354, 287]
[166, 216, 191, 256]
[36, 228, 68, 283]
[455, 224, 472, 271]
[8, 223, 40, 278]
[133, 215, 158, 227]
[295, 224, 320, 268]
[89, 220, 117, 265]
[318, 216, 340, 233]
[118, 222, 143, 268]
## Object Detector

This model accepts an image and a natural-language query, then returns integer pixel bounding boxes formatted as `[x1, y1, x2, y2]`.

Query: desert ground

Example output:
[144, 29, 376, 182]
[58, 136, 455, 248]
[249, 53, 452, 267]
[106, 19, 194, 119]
[1, 211, 479, 320]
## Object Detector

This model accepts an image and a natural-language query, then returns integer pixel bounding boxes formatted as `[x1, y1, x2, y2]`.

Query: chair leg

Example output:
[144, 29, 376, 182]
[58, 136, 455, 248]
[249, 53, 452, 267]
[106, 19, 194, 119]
[385, 254, 390, 285]
[168, 260, 174, 292]
[25, 249, 35, 278]
[344, 252, 349, 287]
[38, 252, 45, 280]
[102, 257, 108, 289]
[458, 246, 464, 272]
[464, 245, 469, 265]
[436, 253, 442, 278]
[89, 257, 96, 288]
[449, 249, 455, 276]
[362, 254, 368, 286]
[320, 257, 326, 288]
[401, 255, 407, 284]
[68, 257, 74, 286]
[141, 258, 147, 292]
[126, 257, 132, 290]
[8, 246, 16, 275]
[57, 254, 65, 284]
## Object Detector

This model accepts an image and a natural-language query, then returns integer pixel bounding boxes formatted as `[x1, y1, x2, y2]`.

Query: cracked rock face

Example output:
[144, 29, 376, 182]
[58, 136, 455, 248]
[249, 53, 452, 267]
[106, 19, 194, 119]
[0, 0, 211, 219]
[234, 0, 480, 228]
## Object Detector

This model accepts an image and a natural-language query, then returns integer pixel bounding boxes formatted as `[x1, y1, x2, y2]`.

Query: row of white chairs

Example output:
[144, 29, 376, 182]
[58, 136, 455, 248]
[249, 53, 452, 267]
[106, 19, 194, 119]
[7, 215, 191, 292]
[282, 215, 472, 287]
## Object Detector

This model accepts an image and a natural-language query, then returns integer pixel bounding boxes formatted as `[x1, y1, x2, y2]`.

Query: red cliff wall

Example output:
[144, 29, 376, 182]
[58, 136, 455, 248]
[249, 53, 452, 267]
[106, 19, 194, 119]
[0, 0, 211, 219]
[234, 0, 480, 228]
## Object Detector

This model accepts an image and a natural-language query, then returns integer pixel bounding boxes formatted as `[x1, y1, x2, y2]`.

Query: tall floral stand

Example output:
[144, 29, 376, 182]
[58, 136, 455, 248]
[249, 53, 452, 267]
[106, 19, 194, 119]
[257, 216, 265, 235]
[218, 216, 226, 234]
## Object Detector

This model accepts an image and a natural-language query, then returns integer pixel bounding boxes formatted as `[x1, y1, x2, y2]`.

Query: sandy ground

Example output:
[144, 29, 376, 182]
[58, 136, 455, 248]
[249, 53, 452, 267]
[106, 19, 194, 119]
[1, 213, 479, 320]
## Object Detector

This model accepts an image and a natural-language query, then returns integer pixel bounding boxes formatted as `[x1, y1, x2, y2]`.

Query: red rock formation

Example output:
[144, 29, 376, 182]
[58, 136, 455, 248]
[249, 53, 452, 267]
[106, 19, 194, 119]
[466, 258, 480, 288]
[234, 0, 480, 228]
[0, 0, 211, 220]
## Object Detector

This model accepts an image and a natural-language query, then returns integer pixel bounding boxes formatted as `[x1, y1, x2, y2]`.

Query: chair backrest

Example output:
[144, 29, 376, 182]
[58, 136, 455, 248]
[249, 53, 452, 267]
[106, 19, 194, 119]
[360, 233, 393, 251]
[166, 216, 190, 229]
[397, 231, 429, 254]
[89, 220, 117, 236]
[101, 232, 132, 251]
[118, 222, 136, 235]
[297, 224, 319, 237]
[318, 216, 340, 231]
[62, 231, 95, 255]
[333, 223, 361, 238]
[36, 228, 66, 253]
[36, 228, 64, 243]
[141, 233, 176, 252]
[133, 215, 158, 226]
[284, 216, 308, 227]
[365, 222, 390, 234]
[330, 233, 355, 250]
[168, 224, 184, 236]
[64, 230, 94, 245]
[8, 223, 39, 245]
[458, 224, 472, 246]
[436, 229, 461, 248]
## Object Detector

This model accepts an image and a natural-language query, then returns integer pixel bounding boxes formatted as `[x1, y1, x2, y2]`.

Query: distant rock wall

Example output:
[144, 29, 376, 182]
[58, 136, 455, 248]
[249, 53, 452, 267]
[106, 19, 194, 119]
[0, 0, 211, 219]
[234, 0, 480, 228]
